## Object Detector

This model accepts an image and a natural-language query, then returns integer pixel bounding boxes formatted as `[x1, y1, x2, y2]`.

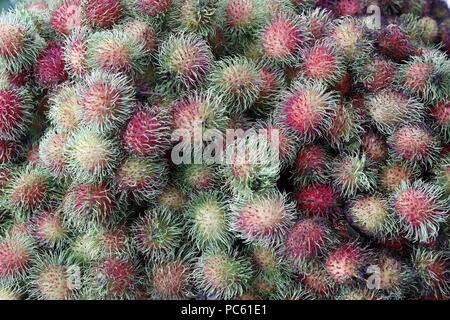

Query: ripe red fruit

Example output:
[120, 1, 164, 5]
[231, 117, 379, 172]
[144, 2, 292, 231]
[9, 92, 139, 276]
[52, 0, 83, 36]
[294, 183, 340, 218]
[34, 43, 68, 88]
[83, 0, 124, 28]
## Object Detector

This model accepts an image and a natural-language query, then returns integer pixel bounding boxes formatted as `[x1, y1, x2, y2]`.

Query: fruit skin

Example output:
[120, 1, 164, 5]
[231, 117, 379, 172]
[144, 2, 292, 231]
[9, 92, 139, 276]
[176, 164, 218, 192]
[0, 279, 23, 300]
[431, 100, 450, 143]
[347, 194, 398, 240]
[0, 235, 35, 281]
[260, 12, 305, 66]
[27, 251, 81, 300]
[38, 128, 69, 179]
[186, 191, 233, 250]
[31, 209, 69, 248]
[0, 79, 33, 141]
[294, 183, 340, 218]
[87, 28, 148, 76]
[171, 0, 219, 36]
[193, 248, 254, 299]
[378, 161, 418, 193]
[276, 79, 338, 142]
[51, 0, 83, 36]
[34, 42, 68, 88]
[397, 50, 450, 103]
[352, 55, 397, 93]
[220, 0, 267, 37]
[388, 125, 440, 169]
[433, 156, 450, 196]
[77, 70, 136, 134]
[373, 253, 413, 299]
[291, 143, 329, 187]
[209, 56, 261, 113]
[0, 11, 46, 74]
[134, 0, 173, 18]
[391, 180, 449, 243]
[157, 33, 213, 92]
[48, 85, 81, 133]
[65, 128, 121, 184]
[230, 189, 296, 246]
[83, 0, 124, 28]
[376, 25, 418, 62]
[331, 18, 371, 61]
[63, 27, 90, 78]
[131, 207, 183, 259]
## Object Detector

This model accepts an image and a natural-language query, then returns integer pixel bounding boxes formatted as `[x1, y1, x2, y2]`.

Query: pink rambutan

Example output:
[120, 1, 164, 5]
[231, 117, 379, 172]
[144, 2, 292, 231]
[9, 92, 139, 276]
[335, 0, 361, 17]
[0, 139, 21, 164]
[136, 0, 172, 17]
[379, 161, 417, 193]
[38, 129, 69, 179]
[292, 143, 329, 186]
[353, 56, 397, 93]
[431, 100, 450, 142]
[294, 183, 340, 218]
[83, 0, 124, 28]
[0, 236, 34, 280]
[51, 0, 82, 36]
[376, 25, 418, 62]
[31, 209, 68, 248]
[63, 27, 90, 78]
[34, 42, 68, 88]
[0, 82, 32, 140]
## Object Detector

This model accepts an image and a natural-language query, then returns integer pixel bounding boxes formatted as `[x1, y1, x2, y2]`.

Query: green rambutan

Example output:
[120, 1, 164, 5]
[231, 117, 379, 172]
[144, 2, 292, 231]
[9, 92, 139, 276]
[193, 248, 254, 299]
[397, 50, 450, 103]
[38, 128, 69, 179]
[388, 125, 440, 169]
[331, 18, 371, 61]
[77, 70, 135, 134]
[412, 248, 449, 297]
[220, 0, 267, 37]
[209, 56, 261, 113]
[352, 55, 398, 93]
[48, 85, 81, 133]
[230, 189, 295, 245]
[0, 79, 33, 141]
[0, 11, 45, 74]
[329, 152, 376, 198]
[347, 194, 398, 240]
[157, 33, 213, 92]
[299, 261, 335, 299]
[172, 0, 219, 36]
[176, 164, 218, 192]
[365, 89, 425, 135]
[31, 209, 69, 248]
[0, 235, 34, 280]
[433, 156, 450, 196]
[131, 207, 183, 259]
[156, 185, 187, 214]
[391, 180, 449, 243]
[65, 128, 121, 183]
[186, 191, 233, 250]
[260, 12, 305, 66]
[0, 279, 22, 300]
[276, 79, 338, 142]
[114, 156, 168, 203]
[87, 28, 148, 76]
[379, 161, 418, 193]
[28, 251, 81, 300]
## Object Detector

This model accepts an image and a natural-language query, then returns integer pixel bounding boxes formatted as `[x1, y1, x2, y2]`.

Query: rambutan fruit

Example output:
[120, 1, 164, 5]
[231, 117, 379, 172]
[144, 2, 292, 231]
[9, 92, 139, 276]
[0, 164, 14, 191]
[416, 17, 439, 44]
[397, 50, 450, 103]
[433, 156, 450, 196]
[186, 191, 233, 250]
[122, 103, 170, 158]
[114, 156, 168, 203]
[376, 25, 418, 62]
[0, 80, 33, 141]
[250, 244, 286, 276]
[177, 164, 218, 192]
[131, 207, 183, 259]
[86, 256, 140, 299]
[0, 235, 34, 280]
[388, 125, 440, 169]
[65, 128, 121, 183]
[276, 80, 338, 142]
[134, 0, 173, 18]
[156, 185, 187, 214]
[0, 11, 45, 74]
[87, 29, 148, 76]
[325, 242, 370, 285]
[260, 12, 304, 66]
[34, 42, 68, 88]
[48, 85, 81, 133]
[77, 71, 135, 134]
[291, 143, 329, 186]
[331, 18, 371, 61]
[28, 251, 80, 300]
[299, 261, 335, 299]
[301, 40, 345, 86]
[329, 152, 376, 198]
[222, 132, 280, 194]
[0, 280, 22, 300]
[63, 27, 90, 78]
[284, 217, 335, 265]
[38, 128, 69, 179]
[412, 248, 449, 297]
[352, 55, 397, 93]
[171, 90, 228, 147]
[294, 183, 340, 218]
[157, 33, 213, 91]
[374, 253, 413, 299]
[221, 0, 266, 36]
[391, 180, 449, 243]
[62, 181, 125, 228]
[0, 139, 21, 164]
[122, 19, 157, 54]
[378, 161, 418, 193]
[301, 8, 333, 41]
[193, 248, 254, 299]
[326, 102, 361, 149]
[347, 194, 398, 240]
[148, 249, 194, 299]
[209, 56, 261, 113]
[360, 131, 388, 163]
[172, 0, 219, 36]
[30, 209, 68, 248]
[253, 66, 285, 111]
[334, 0, 362, 17]
[336, 285, 378, 300]
[3, 167, 54, 218]
[231, 190, 295, 245]
[366, 89, 425, 135]
[83, 0, 124, 28]
[51, 0, 83, 36]
[431, 100, 450, 143]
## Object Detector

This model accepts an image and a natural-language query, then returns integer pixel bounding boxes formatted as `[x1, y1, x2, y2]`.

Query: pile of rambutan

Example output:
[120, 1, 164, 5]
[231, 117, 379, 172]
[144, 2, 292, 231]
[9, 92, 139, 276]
[0, 0, 449, 300]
